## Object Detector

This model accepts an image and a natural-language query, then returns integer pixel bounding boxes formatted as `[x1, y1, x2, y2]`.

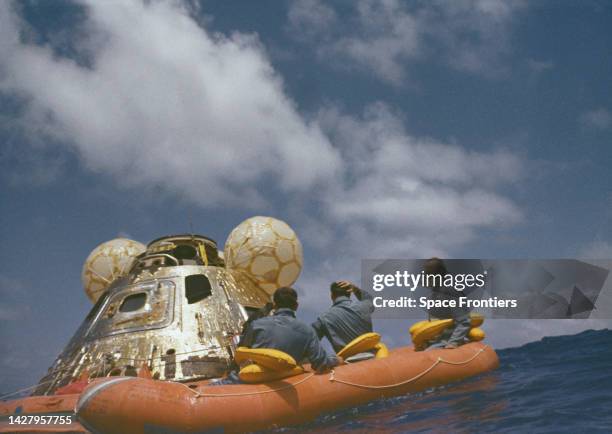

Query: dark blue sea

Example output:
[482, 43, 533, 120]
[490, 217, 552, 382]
[274, 329, 612, 433]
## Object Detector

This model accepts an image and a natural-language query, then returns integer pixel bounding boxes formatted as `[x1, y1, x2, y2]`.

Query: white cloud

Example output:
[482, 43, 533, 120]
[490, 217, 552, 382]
[581, 108, 612, 131]
[0, 0, 342, 206]
[328, 0, 420, 84]
[287, 0, 337, 42]
[1, 1, 524, 257]
[526, 59, 554, 74]
[316, 104, 522, 257]
[1, 1, 561, 350]
[287, 0, 526, 84]
[0, 276, 31, 321]
[294, 103, 523, 321]
[428, 0, 526, 76]
[0, 306, 23, 321]
[579, 241, 612, 258]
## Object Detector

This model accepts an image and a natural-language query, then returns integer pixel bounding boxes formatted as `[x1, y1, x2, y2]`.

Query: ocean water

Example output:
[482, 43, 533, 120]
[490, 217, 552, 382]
[274, 329, 612, 433]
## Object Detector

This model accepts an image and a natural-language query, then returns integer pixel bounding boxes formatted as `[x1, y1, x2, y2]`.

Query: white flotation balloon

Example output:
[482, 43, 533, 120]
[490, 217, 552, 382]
[82, 238, 146, 303]
[225, 217, 303, 295]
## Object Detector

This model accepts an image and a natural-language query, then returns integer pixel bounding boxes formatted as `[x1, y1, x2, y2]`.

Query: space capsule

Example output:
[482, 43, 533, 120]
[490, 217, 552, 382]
[34, 217, 303, 395]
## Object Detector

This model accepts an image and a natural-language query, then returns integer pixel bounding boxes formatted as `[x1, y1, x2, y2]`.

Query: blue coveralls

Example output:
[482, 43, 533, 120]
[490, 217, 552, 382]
[213, 308, 338, 385]
[311, 290, 375, 353]
[426, 289, 471, 349]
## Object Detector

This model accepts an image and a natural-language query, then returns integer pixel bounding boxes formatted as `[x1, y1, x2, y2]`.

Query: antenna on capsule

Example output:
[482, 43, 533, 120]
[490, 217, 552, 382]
[189, 210, 194, 241]
[188, 209, 195, 241]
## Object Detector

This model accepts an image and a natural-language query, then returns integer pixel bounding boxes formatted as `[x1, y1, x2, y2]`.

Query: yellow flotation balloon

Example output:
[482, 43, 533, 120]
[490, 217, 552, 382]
[81, 238, 146, 303]
[225, 216, 303, 295]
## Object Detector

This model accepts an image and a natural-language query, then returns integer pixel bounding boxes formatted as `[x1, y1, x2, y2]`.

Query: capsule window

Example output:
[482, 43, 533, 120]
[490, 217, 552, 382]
[185, 275, 212, 304]
[174, 245, 197, 260]
[119, 292, 147, 312]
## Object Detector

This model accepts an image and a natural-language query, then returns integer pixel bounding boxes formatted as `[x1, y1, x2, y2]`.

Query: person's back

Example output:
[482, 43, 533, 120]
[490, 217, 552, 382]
[423, 258, 471, 349]
[241, 287, 338, 372]
[312, 281, 374, 353]
[244, 309, 323, 365]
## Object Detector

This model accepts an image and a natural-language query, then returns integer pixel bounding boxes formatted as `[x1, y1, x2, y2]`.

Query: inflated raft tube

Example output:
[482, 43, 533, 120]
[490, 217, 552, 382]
[76, 342, 499, 433]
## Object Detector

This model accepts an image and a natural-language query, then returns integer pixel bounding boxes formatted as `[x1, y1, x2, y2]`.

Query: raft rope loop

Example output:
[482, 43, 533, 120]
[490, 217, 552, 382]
[328, 348, 485, 390]
[0, 348, 486, 401]
[0, 379, 56, 400]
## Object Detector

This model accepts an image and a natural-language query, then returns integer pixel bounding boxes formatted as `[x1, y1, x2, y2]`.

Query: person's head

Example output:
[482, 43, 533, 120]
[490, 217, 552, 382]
[330, 281, 350, 301]
[423, 257, 447, 289]
[273, 287, 299, 311]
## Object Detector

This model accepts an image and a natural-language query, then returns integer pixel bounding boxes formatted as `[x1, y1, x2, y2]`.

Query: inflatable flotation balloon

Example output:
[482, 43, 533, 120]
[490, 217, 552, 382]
[224, 216, 303, 295]
[81, 238, 145, 303]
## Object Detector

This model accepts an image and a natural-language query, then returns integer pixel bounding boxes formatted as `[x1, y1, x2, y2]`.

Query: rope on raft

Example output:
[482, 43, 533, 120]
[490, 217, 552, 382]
[1, 348, 486, 401]
[182, 373, 316, 398]
[0, 379, 56, 400]
[329, 348, 485, 390]
[180, 347, 485, 397]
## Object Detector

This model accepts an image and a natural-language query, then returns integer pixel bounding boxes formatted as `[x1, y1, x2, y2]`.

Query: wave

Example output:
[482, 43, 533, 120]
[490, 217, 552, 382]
[273, 329, 612, 433]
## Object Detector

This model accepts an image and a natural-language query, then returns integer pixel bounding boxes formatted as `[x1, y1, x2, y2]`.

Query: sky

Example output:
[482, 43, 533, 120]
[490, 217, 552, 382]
[1, 0, 611, 394]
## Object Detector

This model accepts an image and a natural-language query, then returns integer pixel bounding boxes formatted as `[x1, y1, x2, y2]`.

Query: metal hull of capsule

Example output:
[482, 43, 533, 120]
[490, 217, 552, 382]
[34, 265, 269, 396]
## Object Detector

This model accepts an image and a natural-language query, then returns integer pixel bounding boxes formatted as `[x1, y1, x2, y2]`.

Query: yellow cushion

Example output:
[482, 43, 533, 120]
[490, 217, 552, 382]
[337, 332, 381, 359]
[235, 347, 297, 371]
[374, 342, 389, 359]
[410, 319, 449, 338]
[238, 364, 304, 383]
[409, 320, 428, 335]
[410, 317, 487, 350]
[468, 327, 486, 341]
[410, 319, 454, 350]
[470, 313, 485, 328]
[410, 314, 484, 337]
[410, 314, 485, 348]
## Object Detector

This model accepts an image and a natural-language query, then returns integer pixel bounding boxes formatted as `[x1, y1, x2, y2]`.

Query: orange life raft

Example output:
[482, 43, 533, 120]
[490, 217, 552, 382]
[84, 342, 497, 433]
[0, 342, 498, 433]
